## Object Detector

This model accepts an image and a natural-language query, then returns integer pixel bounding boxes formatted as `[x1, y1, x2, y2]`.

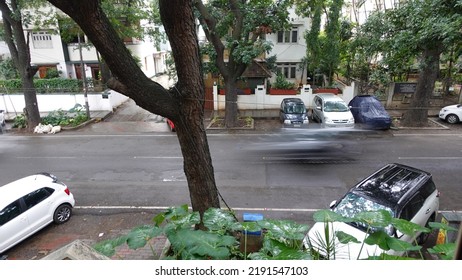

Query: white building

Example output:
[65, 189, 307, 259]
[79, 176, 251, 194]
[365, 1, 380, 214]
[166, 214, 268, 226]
[266, 7, 310, 86]
[17, 5, 170, 83]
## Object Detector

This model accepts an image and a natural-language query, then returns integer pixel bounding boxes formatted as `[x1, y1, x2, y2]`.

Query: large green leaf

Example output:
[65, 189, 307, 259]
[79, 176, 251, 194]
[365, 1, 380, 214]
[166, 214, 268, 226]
[93, 236, 128, 257]
[249, 239, 311, 260]
[336, 231, 361, 244]
[428, 222, 458, 232]
[365, 231, 421, 252]
[126, 225, 163, 250]
[168, 229, 237, 260]
[152, 204, 190, 226]
[257, 219, 309, 241]
[427, 243, 456, 260]
[203, 208, 238, 232]
[163, 212, 201, 234]
[392, 218, 430, 236]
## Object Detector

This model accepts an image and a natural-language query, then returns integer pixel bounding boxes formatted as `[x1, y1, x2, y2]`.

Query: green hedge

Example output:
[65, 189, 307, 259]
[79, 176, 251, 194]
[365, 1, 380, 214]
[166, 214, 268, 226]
[0, 78, 86, 93]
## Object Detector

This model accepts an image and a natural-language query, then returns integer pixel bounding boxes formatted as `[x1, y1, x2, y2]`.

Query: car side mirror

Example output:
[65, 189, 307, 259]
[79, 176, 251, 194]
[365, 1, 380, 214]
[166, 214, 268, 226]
[329, 200, 337, 209]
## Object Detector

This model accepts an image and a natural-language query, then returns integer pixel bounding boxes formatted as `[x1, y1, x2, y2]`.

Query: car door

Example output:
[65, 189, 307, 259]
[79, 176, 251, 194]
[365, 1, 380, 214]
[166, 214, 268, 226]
[0, 200, 30, 253]
[22, 187, 55, 234]
[397, 192, 429, 243]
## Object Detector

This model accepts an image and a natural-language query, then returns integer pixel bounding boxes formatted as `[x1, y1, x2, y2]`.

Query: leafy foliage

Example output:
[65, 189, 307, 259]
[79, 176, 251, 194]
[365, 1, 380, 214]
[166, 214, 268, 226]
[94, 205, 311, 260]
[272, 72, 296, 89]
[41, 104, 88, 127]
[0, 58, 19, 80]
[0, 78, 83, 93]
[309, 209, 458, 260]
[93, 205, 458, 260]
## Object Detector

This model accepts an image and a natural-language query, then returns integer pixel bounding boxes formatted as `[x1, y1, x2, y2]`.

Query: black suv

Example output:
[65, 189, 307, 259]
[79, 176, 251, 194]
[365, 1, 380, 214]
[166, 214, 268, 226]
[279, 98, 309, 128]
[305, 163, 440, 259]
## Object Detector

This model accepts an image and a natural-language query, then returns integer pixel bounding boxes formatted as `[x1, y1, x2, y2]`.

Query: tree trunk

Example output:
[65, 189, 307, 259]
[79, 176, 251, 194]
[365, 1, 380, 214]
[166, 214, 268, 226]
[401, 46, 442, 127]
[159, 0, 221, 216]
[0, 0, 41, 131]
[46, 0, 220, 218]
[22, 75, 41, 130]
[224, 79, 239, 128]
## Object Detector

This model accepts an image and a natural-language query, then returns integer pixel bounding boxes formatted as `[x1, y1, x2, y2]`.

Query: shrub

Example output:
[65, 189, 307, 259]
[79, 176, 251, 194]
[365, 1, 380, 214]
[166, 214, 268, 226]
[41, 105, 88, 127]
[272, 72, 296, 90]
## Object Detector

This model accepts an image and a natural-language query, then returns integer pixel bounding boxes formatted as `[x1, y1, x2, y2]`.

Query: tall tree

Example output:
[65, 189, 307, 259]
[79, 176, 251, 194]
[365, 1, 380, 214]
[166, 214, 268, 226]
[45, 0, 220, 220]
[194, 0, 292, 128]
[357, 0, 462, 126]
[0, 0, 41, 130]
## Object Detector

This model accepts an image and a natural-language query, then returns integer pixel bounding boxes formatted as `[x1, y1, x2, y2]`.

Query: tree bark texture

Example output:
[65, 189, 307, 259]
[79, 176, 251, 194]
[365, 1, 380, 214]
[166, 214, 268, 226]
[401, 46, 442, 127]
[0, 0, 41, 130]
[46, 0, 220, 216]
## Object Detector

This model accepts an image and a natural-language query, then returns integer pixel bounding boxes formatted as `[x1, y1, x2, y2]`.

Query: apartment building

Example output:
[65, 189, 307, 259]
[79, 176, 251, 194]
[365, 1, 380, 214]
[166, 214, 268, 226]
[2, 4, 170, 84]
[266, 7, 310, 87]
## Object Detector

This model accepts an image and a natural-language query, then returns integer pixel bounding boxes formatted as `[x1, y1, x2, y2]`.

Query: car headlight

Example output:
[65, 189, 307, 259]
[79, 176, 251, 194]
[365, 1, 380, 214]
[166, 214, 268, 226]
[284, 120, 291, 125]
[349, 118, 355, 123]
[325, 117, 333, 124]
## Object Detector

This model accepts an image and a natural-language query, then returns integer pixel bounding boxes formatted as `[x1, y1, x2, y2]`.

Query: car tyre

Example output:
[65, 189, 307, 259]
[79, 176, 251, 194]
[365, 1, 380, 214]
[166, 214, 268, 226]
[53, 204, 72, 224]
[446, 114, 460, 124]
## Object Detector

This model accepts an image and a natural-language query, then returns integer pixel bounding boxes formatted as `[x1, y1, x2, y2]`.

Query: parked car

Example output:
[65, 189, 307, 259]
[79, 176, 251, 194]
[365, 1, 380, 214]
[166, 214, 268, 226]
[304, 163, 440, 259]
[348, 95, 392, 130]
[0, 173, 75, 254]
[166, 118, 175, 132]
[279, 98, 309, 128]
[439, 104, 462, 124]
[311, 93, 355, 128]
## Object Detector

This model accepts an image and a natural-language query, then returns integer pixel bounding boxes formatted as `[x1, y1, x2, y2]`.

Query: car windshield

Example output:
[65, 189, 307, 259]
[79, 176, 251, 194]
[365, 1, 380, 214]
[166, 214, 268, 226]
[324, 101, 349, 112]
[334, 192, 394, 233]
[285, 104, 306, 114]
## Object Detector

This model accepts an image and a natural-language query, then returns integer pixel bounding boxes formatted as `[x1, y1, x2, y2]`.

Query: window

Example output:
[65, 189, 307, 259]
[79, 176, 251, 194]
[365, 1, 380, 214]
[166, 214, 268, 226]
[0, 200, 22, 226]
[23, 187, 54, 210]
[277, 63, 297, 79]
[277, 27, 298, 43]
[31, 31, 53, 49]
[400, 193, 425, 221]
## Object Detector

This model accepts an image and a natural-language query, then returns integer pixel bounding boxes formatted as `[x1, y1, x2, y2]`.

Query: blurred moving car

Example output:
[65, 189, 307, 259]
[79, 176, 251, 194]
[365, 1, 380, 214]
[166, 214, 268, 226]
[348, 95, 392, 130]
[312, 93, 355, 128]
[0, 173, 75, 254]
[304, 163, 440, 260]
[439, 104, 462, 124]
[279, 98, 309, 128]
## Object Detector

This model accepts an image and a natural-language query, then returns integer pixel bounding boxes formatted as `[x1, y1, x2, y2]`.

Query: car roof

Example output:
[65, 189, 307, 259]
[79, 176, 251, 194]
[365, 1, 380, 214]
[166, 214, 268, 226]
[314, 93, 345, 101]
[349, 163, 432, 209]
[0, 174, 56, 208]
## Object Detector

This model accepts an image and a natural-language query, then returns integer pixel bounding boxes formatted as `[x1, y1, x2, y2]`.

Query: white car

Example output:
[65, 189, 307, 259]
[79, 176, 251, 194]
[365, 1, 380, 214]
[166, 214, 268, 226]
[439, 104, 462, 124]
[304, 163, 439, 260]
[311, 93, 355, 128]
[0, 173, 75, 254]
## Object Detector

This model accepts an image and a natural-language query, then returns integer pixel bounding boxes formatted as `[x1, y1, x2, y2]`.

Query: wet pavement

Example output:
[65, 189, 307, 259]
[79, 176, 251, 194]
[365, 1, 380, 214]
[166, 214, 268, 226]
[1, 99, 461, 260]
